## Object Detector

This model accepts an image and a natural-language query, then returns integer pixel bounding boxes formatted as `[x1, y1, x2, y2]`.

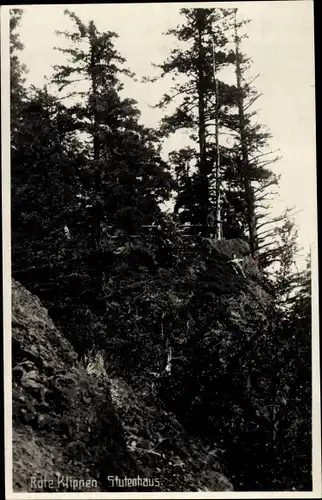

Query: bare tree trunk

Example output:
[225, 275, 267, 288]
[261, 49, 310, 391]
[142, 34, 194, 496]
[234, 10, 258, 256]
[212, 35, 223, 241]
[196, 13, 209, 235]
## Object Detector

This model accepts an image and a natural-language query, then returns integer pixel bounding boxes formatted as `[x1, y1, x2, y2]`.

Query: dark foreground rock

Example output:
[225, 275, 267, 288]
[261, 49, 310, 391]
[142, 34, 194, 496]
[11, 279, 233, 492]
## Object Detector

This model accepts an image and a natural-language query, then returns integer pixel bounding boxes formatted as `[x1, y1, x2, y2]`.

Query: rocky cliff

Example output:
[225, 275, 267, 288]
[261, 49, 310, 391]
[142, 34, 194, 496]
[11, 278, 233, 493]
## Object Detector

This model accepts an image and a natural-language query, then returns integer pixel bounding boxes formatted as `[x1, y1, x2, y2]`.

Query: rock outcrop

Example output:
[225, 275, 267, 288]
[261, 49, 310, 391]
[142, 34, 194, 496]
[11, 279, 233, 493]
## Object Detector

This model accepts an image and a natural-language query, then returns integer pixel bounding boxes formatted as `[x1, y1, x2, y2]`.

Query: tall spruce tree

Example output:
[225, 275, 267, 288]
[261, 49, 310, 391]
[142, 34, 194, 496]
[221, 9, 281, 256]
[153, 8, 238, 236]
[10, 11, 84, 284]
[11, 85, 86, 289]
[51, 10, 172, 300]
[10, 8, 27, 133]
[52, 10, 172, 236]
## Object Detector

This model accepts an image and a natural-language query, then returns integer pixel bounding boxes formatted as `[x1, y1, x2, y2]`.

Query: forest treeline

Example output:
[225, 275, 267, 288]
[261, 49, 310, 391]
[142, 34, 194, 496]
[10, 8, 311, 491]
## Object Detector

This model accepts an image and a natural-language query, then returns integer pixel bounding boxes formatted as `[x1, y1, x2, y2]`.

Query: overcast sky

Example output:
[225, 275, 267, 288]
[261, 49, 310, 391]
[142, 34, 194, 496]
[8, 1, 316, 265]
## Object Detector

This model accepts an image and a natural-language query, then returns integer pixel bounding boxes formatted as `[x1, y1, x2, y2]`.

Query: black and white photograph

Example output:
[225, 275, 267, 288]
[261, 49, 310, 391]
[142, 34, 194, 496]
[1, 1, 320, 497]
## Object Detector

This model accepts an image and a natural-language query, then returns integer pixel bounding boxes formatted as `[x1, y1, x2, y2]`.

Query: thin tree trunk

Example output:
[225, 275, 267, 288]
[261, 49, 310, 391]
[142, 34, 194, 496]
[196, 13, 209, 234]
[234, 10, 258, 256]
[212, 35, 222, 241]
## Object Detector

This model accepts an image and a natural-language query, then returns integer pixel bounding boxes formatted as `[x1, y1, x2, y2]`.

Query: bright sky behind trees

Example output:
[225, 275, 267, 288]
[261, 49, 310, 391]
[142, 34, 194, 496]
[9, 1, 316, 264]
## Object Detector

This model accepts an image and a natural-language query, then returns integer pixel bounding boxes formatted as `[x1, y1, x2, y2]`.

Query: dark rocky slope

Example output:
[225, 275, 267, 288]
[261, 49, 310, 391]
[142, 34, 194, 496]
[11, 278, 233, 492]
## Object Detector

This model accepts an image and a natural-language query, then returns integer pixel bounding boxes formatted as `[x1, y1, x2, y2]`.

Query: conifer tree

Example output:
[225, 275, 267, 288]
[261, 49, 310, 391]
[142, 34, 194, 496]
[153, 8, 238, 235]
[10, 11, 79, 280]
[52, 11, 172, 232]
[222, 9, 281, 256]
[10, 8, 27, 132]
[51, 10, 172, 300]
[267, 249, 312, 490]
[11, 86, 86, 284]
[10, 11, 90, 327]
[232, 10, 258, 254]
[52, 10, 135, 245]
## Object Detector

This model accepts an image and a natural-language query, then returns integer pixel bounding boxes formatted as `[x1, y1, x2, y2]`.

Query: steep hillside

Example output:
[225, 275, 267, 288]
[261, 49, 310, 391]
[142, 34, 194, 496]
[11, 278, 233, 493]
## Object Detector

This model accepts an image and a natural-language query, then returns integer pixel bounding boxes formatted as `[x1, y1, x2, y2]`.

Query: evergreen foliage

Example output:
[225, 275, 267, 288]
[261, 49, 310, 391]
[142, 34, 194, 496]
[10, 8, 312, 492]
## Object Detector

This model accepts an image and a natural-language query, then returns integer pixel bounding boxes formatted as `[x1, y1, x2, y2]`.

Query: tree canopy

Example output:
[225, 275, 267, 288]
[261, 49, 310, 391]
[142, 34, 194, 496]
[10, 7, 312, 492]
